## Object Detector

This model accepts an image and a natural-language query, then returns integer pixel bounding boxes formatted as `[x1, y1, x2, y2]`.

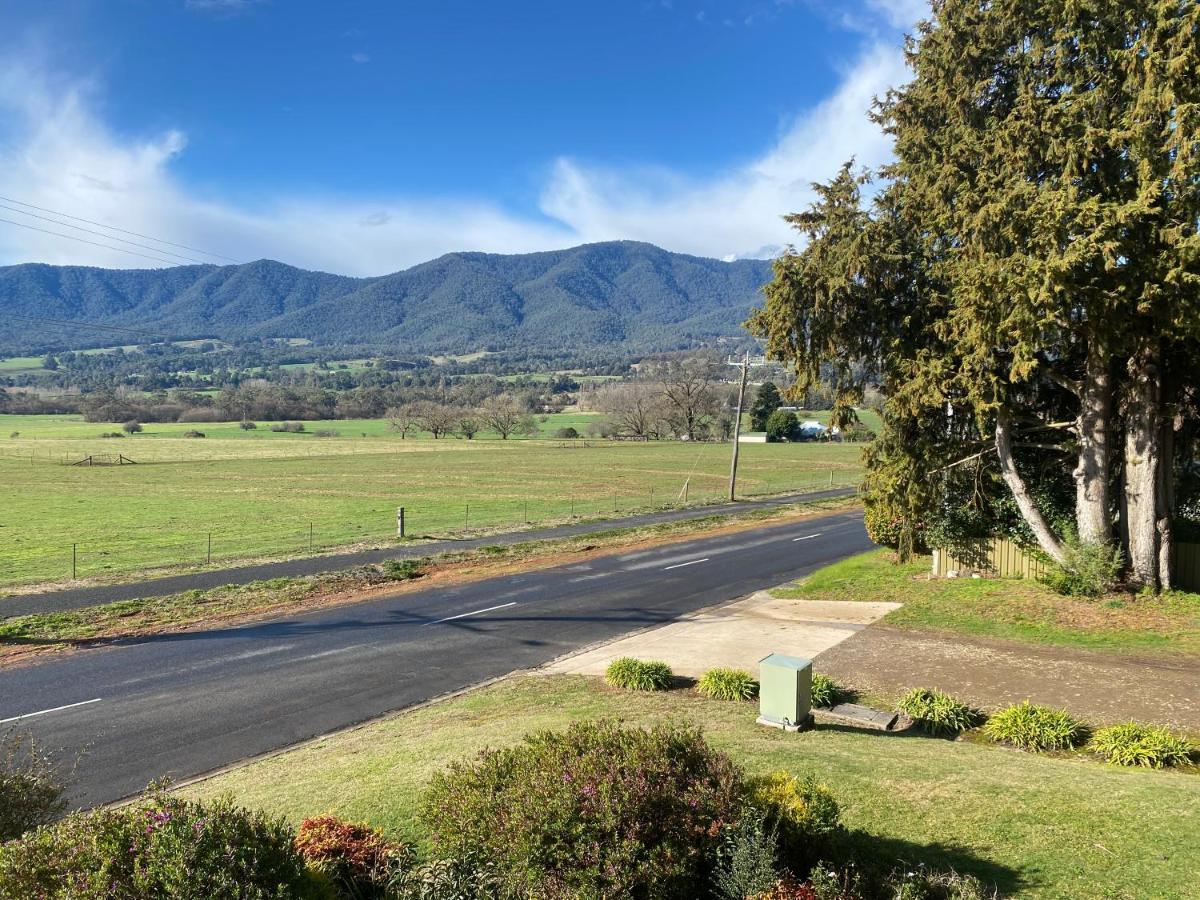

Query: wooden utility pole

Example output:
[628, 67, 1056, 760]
[727, 352, 766, 501]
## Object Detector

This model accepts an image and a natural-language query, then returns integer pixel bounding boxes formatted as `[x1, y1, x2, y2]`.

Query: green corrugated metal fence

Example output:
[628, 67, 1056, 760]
[932, 538, 1200, 591]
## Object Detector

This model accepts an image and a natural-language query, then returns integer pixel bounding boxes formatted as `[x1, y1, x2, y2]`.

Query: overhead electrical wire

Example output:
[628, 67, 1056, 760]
[0, 202, 213, 266]
[0, 194, 240, 263]
[0, 216, 191, 266]
[6, 313, 170, 340]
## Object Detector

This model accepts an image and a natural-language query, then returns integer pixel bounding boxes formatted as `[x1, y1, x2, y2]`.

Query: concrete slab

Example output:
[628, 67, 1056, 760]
[543, 591, 900, 678]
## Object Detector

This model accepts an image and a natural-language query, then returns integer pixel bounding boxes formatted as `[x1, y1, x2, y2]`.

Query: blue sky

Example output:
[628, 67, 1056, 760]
[0, 0, 925, 274]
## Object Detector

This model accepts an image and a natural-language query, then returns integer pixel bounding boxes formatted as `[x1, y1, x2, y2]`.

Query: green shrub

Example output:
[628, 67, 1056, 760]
[745, 771, 841, 869]
[809, 674, 846, 709]
[294, 815, 413, 898]
[0, 731, 67, 842]
[1089, 722, 1196, 768]
[421, 719, 743, 897]
[699, 667, 759, 701]
[604, 656, 673, 691]
[0, 788, 319, 898]
[711, 806, 781, 900]
[883, 864, 997, 899]
[982, 701, 1087, 752]
[765, 410, 799, 442]
[863, 503, 903, 550]
[1040, 539, 1124, 597]
[382, 558, 425, 581]
[897, 688, 983, 737]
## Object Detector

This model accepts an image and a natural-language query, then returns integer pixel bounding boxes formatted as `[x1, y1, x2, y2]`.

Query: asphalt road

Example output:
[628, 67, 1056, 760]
[0, 506, 873, 808]
[1, 487, 855, 618]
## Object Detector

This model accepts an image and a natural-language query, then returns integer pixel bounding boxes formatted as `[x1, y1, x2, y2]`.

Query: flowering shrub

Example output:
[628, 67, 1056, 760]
[294, 815, 413, 898]
[752, 877, 819, 899]
[422, 719, 742, 897]
[745, 771, 840, 868]
[0, 788, 319, 899]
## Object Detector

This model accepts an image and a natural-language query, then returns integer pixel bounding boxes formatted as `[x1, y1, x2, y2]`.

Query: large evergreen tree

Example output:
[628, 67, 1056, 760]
[749, 382, 782, 431]
[751, 0, 1200, 589]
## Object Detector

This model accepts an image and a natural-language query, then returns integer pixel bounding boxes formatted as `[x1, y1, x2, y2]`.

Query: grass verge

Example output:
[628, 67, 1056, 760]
[184, 674, 1200, 900]
[771, 550, 1200, 659]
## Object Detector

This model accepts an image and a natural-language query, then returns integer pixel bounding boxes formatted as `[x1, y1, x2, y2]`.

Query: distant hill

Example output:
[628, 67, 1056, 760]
[0, 242, 774, 355]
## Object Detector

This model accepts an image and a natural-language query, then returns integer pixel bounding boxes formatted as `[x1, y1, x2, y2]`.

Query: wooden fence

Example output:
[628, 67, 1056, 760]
[932, 537, 1200, 592]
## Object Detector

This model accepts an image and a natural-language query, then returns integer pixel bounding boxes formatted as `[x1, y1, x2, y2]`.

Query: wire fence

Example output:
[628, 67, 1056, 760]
[0, 470, 861, 590]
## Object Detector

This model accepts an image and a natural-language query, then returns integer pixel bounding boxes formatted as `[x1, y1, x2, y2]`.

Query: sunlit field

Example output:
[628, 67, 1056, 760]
[0, 413, 863, 590]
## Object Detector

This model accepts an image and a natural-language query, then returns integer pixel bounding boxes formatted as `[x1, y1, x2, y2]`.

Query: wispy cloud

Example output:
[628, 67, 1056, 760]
[0, 32, 909, 274]
[185, 0, 264, 13]
[349, 51, 370, 64]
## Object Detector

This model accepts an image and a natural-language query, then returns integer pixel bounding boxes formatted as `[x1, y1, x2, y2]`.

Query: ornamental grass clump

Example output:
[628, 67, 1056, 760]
[897, 687, 983, 737]
[1089, 722, 1196, 768]
[604, 656, 673, 691]
[699, 667, 759, 701]
[982, 701, 1088, 753]
[421, 719, 743, 898]
[809, 674, 846, 709]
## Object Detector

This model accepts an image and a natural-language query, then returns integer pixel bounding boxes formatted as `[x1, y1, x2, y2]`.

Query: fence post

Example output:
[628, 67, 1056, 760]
[72, 543, 77, 580]
[207, 532, 212, 564]
[309, 522, 314, 551]
[829, 469, 834, 488]
[523, 500, 528, 524]
[396, 507, 405, 538]
[465, 504, 470, 527]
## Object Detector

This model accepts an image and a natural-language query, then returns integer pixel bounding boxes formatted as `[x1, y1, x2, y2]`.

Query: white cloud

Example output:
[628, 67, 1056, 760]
[349, 52, 370, 64]
[863, 0, 929, 29]
[0, 38, 909, 275]
[538, 43, 907, 259]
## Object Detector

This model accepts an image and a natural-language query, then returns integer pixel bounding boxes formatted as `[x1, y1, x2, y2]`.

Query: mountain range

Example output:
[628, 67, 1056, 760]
[0, 241, 774, 355]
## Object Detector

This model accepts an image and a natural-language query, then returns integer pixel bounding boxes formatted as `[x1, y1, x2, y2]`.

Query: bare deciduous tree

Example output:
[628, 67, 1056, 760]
[480, 395, 537, 439]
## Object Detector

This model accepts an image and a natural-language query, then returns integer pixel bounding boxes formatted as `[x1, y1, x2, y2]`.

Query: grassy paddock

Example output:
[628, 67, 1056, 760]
[185, 674, 1200, 899]
[0, 414, 862, 589]
[772, 550, 1200, 659]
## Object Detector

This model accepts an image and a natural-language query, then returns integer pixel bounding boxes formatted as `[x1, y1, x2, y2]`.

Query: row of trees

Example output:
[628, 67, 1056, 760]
[751, 0, 1200, 590]
[587, 354, 741, 441]
[384, 395, 540, 440]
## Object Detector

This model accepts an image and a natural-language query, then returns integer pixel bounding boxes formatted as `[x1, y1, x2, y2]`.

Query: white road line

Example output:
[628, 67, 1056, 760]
[424, 601, 517, 627]
[792, 533, 822, 542]
[568, 572, 613, 583]
[1, 698, 102, 725]
[663, 558, 709, 571]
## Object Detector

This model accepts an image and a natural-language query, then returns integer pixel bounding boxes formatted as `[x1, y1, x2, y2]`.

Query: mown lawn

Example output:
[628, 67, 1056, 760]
[0, 414, 863, 589]
[186, 674, 1200, 900]
[771, 550, 1200, 659]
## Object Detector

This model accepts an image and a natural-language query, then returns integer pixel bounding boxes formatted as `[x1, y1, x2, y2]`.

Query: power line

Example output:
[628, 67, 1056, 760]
[0, 195, 241, 263]
[0, 216, 187, 266]
[6, 313, 170, 340]
[0, 202, 213, 266]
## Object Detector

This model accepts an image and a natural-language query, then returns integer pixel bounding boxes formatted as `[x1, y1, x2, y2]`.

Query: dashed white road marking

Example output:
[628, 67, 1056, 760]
[663, 558, 709, 571]
[424, 601, 517, 626]
[792, 533, 822, 542]
[1, 698, 102, 725]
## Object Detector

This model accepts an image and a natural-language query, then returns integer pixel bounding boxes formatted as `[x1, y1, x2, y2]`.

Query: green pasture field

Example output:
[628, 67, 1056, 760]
[0, 413, 863, 590]
[0, 356, 46, 374]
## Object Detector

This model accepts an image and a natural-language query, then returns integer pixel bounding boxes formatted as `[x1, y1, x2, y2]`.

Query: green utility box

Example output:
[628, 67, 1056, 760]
[757, 653, 813, 731]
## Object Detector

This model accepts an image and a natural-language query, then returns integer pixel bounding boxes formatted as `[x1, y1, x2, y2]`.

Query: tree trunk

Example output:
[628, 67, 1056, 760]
[1074, 342, 1113, 545]
[1157, 410, 1177, 591]
[1122, 345, 1162, 590]
[995, 412, 1067, 565]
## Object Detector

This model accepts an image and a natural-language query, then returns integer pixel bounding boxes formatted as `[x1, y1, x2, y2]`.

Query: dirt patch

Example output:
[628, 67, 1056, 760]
[815, 624, 1200, 732]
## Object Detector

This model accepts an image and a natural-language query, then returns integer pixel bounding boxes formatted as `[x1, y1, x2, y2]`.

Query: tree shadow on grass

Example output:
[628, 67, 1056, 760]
[820, 830, 1026, 897]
